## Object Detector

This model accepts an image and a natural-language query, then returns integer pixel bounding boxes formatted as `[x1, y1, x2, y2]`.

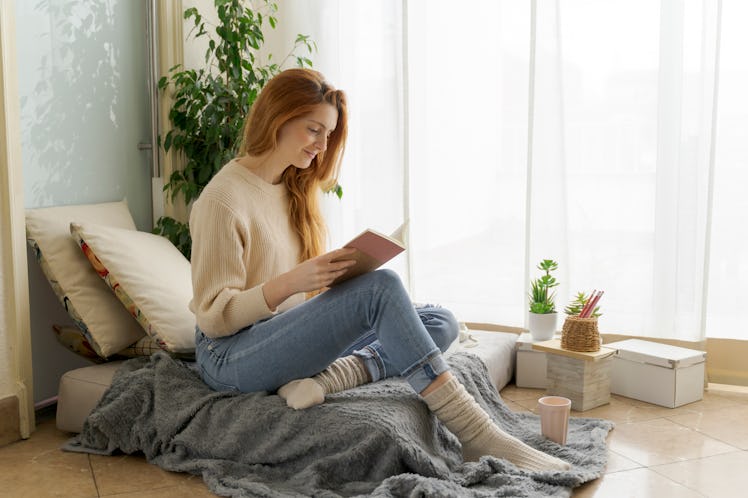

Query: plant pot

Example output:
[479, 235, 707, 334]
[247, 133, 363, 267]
[561, 316, 600, 352]
[528, 312, 557, 341]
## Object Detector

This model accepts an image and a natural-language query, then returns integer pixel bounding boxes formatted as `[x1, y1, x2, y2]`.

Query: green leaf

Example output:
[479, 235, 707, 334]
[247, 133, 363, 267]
[158, 0, 316, 211]
[153, 217, 191, 259]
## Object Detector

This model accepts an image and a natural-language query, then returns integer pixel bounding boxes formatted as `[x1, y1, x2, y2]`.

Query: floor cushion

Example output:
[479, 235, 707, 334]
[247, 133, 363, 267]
[56, 328, 518, 433]
[56, 361, 126, 433]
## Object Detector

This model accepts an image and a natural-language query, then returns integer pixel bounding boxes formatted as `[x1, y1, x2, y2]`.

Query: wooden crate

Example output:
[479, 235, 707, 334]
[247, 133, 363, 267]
[532, 339, 615, 411]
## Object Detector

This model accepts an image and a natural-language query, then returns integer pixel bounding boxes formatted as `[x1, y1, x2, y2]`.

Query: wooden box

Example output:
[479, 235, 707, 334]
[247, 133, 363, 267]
[533, 339, 615, 411]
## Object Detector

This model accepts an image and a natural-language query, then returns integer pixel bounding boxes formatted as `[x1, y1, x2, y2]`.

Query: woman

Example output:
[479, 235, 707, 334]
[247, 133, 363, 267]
[189, 68, 569, 472]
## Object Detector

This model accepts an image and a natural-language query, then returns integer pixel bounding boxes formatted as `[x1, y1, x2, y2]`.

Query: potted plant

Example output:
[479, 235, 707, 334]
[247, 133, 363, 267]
[154, 0, 318, 258]
[528, 259, 559, 340]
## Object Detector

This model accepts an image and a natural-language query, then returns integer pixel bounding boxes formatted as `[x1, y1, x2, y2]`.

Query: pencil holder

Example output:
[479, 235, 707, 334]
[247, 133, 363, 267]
[561, 316, 600, 352]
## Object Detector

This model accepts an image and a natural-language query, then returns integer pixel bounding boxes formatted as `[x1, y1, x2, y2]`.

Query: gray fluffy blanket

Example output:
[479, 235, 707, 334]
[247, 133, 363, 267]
[64, 351, 614, 497]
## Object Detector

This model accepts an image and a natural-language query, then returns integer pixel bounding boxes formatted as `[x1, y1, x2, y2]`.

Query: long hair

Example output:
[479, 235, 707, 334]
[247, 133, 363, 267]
[237, 68, 347, 262]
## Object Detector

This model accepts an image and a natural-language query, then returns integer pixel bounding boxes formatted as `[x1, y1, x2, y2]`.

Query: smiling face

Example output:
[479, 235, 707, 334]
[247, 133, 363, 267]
[276, 103, 339, 170]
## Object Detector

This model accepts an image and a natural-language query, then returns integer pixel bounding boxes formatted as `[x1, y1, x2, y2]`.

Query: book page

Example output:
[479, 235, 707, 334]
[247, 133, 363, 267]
[388, 221, 407, 245]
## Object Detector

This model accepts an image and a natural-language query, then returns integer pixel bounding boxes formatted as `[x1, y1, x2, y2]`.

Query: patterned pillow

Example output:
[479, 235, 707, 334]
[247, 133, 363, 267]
[52, 325, 161, 361]
[118, 335, 165, 358]
[26, 201, 146, 358]
[52, 325, 106, 363]
[70, 222, 196, 354]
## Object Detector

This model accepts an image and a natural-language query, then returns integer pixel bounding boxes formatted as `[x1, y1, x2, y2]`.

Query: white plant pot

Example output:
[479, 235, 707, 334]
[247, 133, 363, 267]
[528, 312, 558, 341]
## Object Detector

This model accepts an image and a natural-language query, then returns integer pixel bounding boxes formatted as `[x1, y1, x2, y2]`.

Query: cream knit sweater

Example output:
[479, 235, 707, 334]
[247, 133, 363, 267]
[188, 160, 304, 338]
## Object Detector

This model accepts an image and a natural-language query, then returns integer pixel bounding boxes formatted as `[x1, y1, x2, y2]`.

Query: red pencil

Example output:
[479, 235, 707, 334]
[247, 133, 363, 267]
[579, 290, 597, 318]
[582, 290, 604, 318]
[583, 291, 601, 318]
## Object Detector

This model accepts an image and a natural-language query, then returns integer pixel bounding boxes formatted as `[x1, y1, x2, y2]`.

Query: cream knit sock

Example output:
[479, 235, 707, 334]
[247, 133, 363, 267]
[278, 355, 369, 410]
[423, 376, 571, 472]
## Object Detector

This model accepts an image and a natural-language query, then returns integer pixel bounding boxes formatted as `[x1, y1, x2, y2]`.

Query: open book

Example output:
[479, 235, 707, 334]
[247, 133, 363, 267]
[330, 223, 407, 286]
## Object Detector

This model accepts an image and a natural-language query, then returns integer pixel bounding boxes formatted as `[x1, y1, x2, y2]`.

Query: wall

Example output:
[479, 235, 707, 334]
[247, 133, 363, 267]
[15, 0, 153, 403]
[704, 340, 748, 386]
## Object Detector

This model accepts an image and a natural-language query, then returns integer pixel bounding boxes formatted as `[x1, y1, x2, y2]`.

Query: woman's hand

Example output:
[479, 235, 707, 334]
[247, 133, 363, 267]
[262, 248, 357, 309]
[286, 248, 358, 293]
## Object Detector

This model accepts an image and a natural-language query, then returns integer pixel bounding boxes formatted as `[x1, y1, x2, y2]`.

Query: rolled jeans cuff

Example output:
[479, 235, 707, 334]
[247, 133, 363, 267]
[354, 347, 449, 393]
[354, 345, 388, 383]
[402, 350, 450, 393]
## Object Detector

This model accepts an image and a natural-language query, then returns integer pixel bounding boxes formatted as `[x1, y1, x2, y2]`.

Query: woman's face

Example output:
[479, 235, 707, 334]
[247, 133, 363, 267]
[277, 103, 338, 170]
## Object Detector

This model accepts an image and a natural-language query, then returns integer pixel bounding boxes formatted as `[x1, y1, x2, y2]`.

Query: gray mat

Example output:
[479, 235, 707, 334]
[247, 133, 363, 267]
[63, 351, 614, 497]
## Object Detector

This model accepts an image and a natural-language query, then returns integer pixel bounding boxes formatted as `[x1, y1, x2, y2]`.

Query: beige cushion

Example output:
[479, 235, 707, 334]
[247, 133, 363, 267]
[70, 222, 195, 354]
[56, 361, 125, 433]
[26, 200, 145, 358]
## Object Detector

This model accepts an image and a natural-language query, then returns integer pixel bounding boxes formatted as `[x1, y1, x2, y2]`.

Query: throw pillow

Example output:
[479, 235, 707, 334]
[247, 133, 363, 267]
[26, 200, 145, 358]
[70, 222, 195, 354]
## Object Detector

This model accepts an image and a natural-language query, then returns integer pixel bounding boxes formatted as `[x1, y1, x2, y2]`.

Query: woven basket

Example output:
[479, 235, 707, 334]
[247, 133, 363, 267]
[561, 316, 600, 352]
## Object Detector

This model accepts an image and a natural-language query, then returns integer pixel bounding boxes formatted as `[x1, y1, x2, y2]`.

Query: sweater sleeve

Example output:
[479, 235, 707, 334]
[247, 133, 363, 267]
[189, 197, 276, 338]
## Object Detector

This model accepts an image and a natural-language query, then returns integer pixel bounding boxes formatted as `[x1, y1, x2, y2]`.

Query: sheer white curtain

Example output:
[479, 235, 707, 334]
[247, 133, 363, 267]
[526, 0, 719, 341]
[280, 0, 747, 341]
[407, 0, 531, 324]
[407, 0, 742, 341]
[705, 0, 748, 340]
[266, 0, 407, 276]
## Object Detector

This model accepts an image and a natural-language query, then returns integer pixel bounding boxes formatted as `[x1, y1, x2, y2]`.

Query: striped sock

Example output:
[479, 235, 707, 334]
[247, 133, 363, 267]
[423, 377, 570, 472]
[278, 355, 369, 410]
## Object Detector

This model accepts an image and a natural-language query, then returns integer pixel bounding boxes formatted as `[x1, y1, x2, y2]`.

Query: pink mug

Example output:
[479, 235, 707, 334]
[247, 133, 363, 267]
[537, 396, 571, 445]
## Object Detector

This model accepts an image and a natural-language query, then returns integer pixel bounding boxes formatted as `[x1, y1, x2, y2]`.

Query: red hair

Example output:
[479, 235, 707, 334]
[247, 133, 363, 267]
[238, 68, 347, 261]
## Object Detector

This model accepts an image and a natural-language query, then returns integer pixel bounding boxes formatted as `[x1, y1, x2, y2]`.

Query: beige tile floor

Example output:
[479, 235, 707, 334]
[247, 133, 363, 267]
[1, 383, 746, 497]
[503, 383, 748, 497]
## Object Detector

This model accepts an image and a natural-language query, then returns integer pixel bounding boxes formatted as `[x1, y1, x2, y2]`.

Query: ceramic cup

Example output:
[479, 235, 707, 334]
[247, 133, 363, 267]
[537, 396, 571, 445]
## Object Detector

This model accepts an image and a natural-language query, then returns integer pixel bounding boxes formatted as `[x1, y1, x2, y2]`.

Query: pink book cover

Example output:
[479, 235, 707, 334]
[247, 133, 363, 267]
[345, 229, 404, 263]
[329, 224, 406, 285]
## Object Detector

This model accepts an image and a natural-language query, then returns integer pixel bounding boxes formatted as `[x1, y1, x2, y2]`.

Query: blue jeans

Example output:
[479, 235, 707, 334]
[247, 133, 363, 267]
[195, 269, 459, 394]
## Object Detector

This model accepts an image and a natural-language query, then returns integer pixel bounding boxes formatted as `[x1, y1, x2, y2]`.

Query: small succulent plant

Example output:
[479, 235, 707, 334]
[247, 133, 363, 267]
[528, 259, 559, 314]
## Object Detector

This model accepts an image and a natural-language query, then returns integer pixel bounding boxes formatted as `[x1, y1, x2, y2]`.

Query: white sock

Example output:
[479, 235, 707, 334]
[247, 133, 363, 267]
[423, 377, 571, 472]
[278, 355, 369, 410]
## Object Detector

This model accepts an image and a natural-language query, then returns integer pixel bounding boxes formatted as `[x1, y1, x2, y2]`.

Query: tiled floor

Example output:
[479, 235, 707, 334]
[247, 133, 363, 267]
[1, 384, 747, 497]
[502, 383, 748, 497]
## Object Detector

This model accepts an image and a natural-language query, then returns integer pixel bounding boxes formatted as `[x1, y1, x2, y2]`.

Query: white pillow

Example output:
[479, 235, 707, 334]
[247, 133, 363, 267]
[26, 200, 145, 358]
[69, 222, 195, 354]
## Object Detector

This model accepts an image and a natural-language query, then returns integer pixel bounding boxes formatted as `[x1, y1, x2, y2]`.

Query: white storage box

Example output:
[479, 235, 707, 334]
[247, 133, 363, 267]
[607, 339, 706, 408]
[515, 333, 554, 389]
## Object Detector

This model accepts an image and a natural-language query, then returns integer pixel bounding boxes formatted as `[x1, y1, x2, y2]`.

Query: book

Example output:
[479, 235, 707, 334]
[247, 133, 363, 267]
[330, 223, 406, 286]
